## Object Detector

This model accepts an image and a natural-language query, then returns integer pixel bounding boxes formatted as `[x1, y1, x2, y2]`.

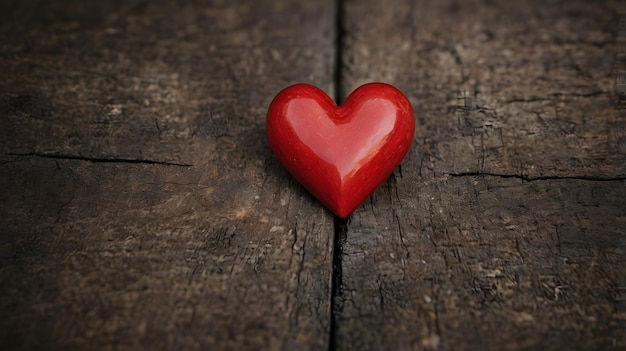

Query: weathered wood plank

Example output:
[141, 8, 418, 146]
[0, 1, 335, 349]
[336, 0, 626, 350]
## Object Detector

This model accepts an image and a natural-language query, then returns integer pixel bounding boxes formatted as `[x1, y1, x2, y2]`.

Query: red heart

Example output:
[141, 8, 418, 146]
[266, 83, 415, 218]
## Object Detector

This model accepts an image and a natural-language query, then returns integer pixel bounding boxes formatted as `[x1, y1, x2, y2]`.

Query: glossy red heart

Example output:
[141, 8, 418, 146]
[266, 83, 415, 218]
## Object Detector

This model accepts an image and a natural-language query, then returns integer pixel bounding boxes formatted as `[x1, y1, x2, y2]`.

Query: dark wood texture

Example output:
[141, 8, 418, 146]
[0, 1, 335, 350]
[336, 0, 626, 350]
[2, 0, 626, 350]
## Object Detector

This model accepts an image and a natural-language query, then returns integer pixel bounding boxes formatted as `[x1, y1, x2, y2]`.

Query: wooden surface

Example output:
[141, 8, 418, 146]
[0, 1, 335, 350]
[1, 0, 625, 350]
[336, 0, 626, 350]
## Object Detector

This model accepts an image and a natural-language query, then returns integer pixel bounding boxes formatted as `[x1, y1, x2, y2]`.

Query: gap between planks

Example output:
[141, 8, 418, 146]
[329, 0, 346, 350]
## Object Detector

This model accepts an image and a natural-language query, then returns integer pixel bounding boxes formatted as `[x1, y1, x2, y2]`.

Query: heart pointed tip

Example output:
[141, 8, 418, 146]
[335, 212, 350, 219]
[332, 204, 354, 219]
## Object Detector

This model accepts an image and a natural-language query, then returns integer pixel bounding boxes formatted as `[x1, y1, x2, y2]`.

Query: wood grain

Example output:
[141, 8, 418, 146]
[0, 1, 335, 349]
[2, 0, 626, 350]
[336, 0, 626, 350]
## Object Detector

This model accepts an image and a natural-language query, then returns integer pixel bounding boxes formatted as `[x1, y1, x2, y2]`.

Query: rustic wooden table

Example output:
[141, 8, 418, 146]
[1, 0, 625, 350]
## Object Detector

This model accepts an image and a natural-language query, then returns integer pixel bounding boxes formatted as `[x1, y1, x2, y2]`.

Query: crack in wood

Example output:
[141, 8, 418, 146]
[505, 91, 605, 103]
[333, 0, 345, 105]
[6, 152, 193, 167]
[447, 171, 626, 182]
[330, 215, 347, 351]
[329, 0, 346, 350]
